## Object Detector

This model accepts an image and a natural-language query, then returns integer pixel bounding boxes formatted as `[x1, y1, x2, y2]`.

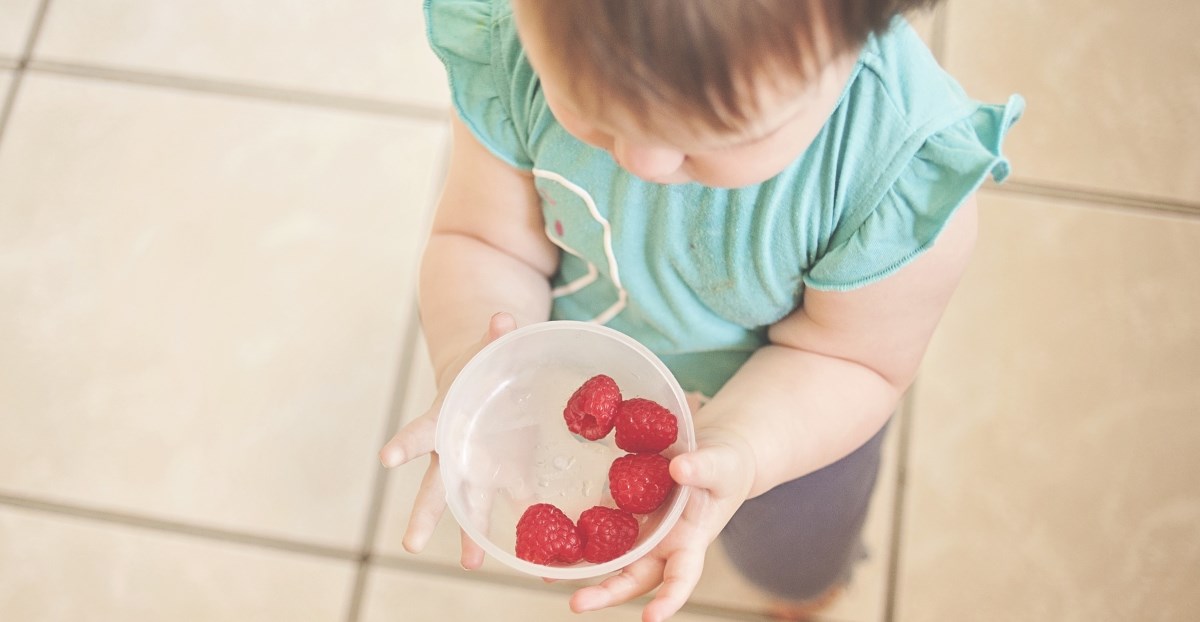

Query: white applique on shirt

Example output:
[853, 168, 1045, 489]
[534, 168, 627, 325]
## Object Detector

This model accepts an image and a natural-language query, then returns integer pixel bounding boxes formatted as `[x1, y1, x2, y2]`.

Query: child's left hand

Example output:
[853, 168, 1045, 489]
[569, 426, 758, 622]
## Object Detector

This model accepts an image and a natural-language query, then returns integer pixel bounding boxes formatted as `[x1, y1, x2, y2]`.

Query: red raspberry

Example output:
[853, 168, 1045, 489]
[614, 398, 678, 453]
[577, 506, 639, 563]
[563, 374, 622, 440]
[515, 503, 583, 566]
[608, 453, 676, 514]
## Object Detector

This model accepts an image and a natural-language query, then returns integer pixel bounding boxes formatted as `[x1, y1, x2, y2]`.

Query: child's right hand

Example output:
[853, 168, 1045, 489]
[377, 312, 518, 569]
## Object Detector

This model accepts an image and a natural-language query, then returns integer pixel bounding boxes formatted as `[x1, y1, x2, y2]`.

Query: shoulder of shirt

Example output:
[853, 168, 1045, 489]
[850, 17, 973, 130]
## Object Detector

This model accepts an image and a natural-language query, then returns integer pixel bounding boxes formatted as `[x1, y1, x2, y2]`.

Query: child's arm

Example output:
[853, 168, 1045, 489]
[572, 196, 980, 621]
[379, 114, 557, 564]
[711, 196, 979, 493]
[418, 115, 558, 378]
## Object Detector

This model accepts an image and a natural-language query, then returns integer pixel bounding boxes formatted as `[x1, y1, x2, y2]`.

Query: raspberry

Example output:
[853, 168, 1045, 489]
[608, 453, 676, 514]
[577, 506, 639, 563]
[614, 398, 678, 453]
[515, 503, 583, 566]
[563, 374, 622, 440]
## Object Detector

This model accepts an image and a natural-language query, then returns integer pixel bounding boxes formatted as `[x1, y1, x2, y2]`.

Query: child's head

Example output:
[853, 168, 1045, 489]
[513, 0, 936, 187]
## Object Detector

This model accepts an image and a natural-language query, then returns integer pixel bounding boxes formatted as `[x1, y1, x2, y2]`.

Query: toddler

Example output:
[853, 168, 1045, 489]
[380, 0, 1022, 619]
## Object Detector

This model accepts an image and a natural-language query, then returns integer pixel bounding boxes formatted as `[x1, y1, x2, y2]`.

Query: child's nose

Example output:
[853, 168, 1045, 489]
[612, 138, 685, 182]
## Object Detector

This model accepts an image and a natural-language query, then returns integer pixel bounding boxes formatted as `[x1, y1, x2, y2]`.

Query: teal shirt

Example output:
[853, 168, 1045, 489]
[426, 0, 1023, 397]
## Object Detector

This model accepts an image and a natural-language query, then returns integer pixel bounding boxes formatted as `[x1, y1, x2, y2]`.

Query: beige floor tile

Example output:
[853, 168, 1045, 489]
[897, 192, 1200, 621]
[942, 0, 1200, 204]
[0, 0, 39, 58]
[691, 409, 902, 622]
[0, 74, 447, 548]
[361, 564, 746, 622]
[0, 506, 353, 621]
[0, 68, 12, 92]
[34, 0, 449, 108]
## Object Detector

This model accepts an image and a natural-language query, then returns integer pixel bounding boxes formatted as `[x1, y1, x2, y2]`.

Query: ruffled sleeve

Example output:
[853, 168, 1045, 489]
[425, 0, 534, 170]
[804, 95, 1024, 291]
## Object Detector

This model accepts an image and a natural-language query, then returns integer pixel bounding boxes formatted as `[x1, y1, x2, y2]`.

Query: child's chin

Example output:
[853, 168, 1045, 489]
[641, 172, 694, 186]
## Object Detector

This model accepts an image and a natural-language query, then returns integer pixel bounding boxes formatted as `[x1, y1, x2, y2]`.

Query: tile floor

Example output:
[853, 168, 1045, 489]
[0, 1, 1197, 621]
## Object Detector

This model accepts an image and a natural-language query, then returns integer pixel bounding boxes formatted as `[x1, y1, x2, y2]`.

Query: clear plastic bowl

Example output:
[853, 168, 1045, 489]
[436, 320, 694, 580]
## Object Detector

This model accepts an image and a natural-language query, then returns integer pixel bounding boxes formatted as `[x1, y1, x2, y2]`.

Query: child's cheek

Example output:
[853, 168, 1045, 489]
[574, 128, 613, 152]
[550, 106, 612, 151]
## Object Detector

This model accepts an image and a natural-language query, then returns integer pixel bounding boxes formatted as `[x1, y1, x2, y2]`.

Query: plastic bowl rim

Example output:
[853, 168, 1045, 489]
[435, 320, 696, 580]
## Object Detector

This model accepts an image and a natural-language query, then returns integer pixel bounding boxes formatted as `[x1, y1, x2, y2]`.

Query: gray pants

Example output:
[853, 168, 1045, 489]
[718, 422, 889, 600]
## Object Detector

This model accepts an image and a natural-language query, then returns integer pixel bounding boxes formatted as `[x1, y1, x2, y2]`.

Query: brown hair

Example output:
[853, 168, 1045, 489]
[517, 0, 939, 136]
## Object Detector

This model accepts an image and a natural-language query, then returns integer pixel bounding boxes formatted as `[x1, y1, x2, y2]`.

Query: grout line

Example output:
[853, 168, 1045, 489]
[344, 299, 426, 622]
[15, 45, 1200, 225]
[373, 554, 585, 597]
[25, 59, 450, 122]
[927, 6, 1196, 222]
[0, 64, 20, 145]
[988, 179, 1200, 219]
[344, 120, 451, 622]
[368, 554, 797, 622]
[0, 0, 50, 143]
[19, 0, 53, 62]
[372, 555, 610, 607]
[882, 389, 919, 622]
[0, 490, 359, 562]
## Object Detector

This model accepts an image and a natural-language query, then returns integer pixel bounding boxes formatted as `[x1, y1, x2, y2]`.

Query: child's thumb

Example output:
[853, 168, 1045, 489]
[483, 312, 517, 342]
[669, 444, 747, 496]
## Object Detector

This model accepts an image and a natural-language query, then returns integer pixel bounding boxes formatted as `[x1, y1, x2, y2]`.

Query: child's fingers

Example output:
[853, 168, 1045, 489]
[458, 483, 494, 570]
[378, 408, 439, 468]
[380, 313, 515, 469]
[386, 314, 520, 559]
[669, 442, 751, 498]
[402, 454, 447, 554]
[570, 555, 665, 612]
[460, 529, 485, 570]
[642, 548, 706, 622]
